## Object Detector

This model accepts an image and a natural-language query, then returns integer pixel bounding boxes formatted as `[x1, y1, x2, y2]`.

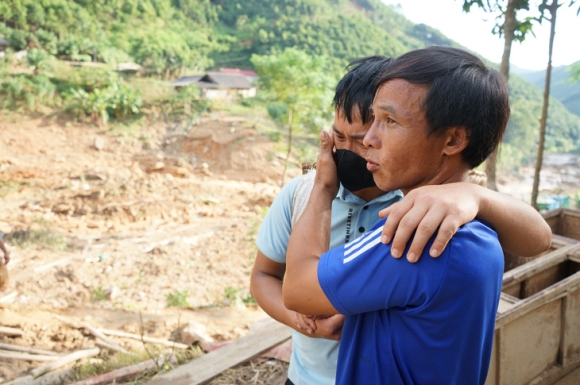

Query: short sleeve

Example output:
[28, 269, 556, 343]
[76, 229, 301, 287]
[318, 218, 450, 315]
[255, 176, 302, 263]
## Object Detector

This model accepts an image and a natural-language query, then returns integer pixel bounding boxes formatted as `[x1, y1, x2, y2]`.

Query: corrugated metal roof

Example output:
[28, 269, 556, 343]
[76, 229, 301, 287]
[201, 72, 252, 89]
[170, 76, 203, 87]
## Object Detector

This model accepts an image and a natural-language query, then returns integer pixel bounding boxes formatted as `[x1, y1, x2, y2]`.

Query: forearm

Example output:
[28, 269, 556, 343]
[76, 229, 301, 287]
[476, 187, 552, 256]
[283, 183, 336, 315]
[250, 270, 300, 329]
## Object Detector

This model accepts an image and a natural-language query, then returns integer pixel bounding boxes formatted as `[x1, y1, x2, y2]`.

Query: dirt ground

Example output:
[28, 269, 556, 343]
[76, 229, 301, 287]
[1, 111, 579, 384]
[0, 112, 302, 383]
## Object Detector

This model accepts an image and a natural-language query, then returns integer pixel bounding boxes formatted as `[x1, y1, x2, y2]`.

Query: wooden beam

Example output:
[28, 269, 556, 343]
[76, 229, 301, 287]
[145, 318, 293, 385]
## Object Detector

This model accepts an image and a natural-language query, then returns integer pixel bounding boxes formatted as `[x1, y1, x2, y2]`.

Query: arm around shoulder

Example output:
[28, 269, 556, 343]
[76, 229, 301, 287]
[476, 186, 552, 257]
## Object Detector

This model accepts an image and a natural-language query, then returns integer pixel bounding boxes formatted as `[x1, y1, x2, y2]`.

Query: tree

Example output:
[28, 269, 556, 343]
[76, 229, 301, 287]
[461, 0, 538, 190]
[251, 48, 336, 186]
[531, 0, 578, 208]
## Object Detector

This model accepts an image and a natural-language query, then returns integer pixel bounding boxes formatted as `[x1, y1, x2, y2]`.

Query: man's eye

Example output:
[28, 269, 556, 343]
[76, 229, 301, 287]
[386, 117, 397, 124]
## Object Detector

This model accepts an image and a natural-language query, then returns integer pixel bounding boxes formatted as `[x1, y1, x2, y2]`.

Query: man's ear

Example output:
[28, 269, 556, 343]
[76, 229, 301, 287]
[443, 127, 469, 156]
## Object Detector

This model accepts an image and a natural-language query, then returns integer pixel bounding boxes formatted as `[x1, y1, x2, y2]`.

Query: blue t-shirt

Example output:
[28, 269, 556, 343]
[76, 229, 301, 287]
[256, 175, 402, 385]
[319, 218, 503, 385]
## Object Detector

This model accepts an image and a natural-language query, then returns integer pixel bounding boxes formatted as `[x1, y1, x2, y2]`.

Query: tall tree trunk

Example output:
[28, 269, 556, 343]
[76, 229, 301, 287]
[280, 108, 294, 187]
[531, 0, 559, 209]
[485, 0, 517, 191]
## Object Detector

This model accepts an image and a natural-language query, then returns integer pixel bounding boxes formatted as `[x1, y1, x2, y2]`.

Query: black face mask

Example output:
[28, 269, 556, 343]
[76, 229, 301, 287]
[334, 149, 376, 192]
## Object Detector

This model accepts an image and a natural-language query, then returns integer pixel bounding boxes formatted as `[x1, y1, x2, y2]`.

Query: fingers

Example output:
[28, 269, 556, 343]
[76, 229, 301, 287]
[4, 253, 9, 265]
[294, 313, 316, 335]
[380, 199, 415, 250]
[398, 209, 449, 262]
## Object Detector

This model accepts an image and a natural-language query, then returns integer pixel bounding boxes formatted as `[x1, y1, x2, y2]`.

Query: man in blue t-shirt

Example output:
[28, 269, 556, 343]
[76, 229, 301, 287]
[283, 47, 514, 384]
[252, 55, 551, 385]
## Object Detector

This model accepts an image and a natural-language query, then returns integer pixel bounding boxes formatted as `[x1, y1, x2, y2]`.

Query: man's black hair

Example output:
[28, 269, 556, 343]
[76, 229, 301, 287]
[333, 56, 392, 125]
[376, 46, 510, 168]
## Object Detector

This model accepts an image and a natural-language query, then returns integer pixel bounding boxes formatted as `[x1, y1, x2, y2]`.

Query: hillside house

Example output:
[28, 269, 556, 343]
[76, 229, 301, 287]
[170, 71, 256, 99]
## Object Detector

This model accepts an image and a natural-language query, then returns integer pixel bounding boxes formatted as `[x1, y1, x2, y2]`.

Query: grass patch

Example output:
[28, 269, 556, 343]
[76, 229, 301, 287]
[91, 286, 107, 302]
[166, 289, 190, 308]
[223, 286, 256, 306]
[71, 347, 202, 384]
[7, 221, 67, 250]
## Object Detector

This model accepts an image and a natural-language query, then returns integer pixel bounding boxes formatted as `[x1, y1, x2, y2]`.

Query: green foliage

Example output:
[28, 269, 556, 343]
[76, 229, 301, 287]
[0, 74, 57, 110]
[91, 285, 107, 301]
[166, 289, 190, 308]
[67, 77, 142, 125]
[26, 48, 51, 73]
[0, 0, 221, 74]
[505, 75, 580, 162]
[223, 286, 255, 306]
[251, 47, 335, 134]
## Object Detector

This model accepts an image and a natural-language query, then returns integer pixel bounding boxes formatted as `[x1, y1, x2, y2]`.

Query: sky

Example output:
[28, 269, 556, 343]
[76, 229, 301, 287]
[381, 0, 580, 71]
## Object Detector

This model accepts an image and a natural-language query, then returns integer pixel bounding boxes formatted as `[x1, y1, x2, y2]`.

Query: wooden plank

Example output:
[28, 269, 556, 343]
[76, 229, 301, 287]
[497, 271, 580, 329]
[564, 215, 580, 241]
[145, 318, 293, 385]
[502, 244, 580, 290]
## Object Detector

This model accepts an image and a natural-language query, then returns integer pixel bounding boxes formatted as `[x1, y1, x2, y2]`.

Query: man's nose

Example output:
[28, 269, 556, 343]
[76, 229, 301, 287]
[363, 122, 379, 148]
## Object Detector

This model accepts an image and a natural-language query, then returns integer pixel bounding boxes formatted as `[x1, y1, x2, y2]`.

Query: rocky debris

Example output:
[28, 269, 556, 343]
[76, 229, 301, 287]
[173, 321, 214, 349]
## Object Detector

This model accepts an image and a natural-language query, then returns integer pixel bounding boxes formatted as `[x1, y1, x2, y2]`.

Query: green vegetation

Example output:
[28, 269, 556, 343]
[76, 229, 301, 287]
[72, 348, 202, 383]
[90, 285, 107, 301]
[7, 221, 67, 250]
[165, 289, 190, 308]
[0, 0, 578, 168]
[223, 286, 255, 306]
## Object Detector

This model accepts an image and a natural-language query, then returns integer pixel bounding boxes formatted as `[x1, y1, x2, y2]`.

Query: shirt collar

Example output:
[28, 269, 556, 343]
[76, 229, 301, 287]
[336, 183, 404, 205]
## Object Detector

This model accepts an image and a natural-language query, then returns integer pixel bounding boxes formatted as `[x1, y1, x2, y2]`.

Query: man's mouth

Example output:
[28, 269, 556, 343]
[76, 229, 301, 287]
[365, 156, 379, 172]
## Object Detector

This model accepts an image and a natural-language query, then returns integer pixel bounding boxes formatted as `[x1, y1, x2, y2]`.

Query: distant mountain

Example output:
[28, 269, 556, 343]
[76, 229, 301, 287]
[513, 62, 580, 117]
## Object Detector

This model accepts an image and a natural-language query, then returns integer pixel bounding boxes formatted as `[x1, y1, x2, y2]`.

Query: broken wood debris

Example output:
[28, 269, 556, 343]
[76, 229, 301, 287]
[70, 356, 165, 385]
[0, 342, 60, 356]
[0, 350, 60, 361]
[98, 328, 189, 350]
[31, 348, 101, 377]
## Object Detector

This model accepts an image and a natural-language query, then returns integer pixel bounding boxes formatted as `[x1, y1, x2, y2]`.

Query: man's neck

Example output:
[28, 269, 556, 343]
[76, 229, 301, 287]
[352, 186, 386, 202]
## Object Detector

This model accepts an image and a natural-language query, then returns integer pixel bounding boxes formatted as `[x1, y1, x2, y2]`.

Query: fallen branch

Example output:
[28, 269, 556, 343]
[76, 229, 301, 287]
[0, 349, 59, 361]
[82, 323, 129, 354]
[31, 348, 101, 377]
[70, 356, 165, 385]
[98, 328, 189, 350]
[0, 326, 23, 337]
[0, 342, 59, 356]
[95, 340, 131, 355]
